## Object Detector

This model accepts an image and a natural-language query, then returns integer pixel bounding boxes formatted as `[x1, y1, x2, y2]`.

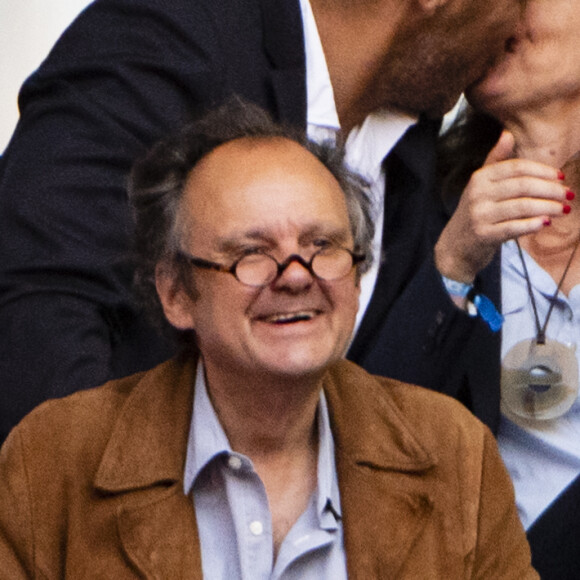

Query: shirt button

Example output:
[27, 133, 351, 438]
[249, 521, 263, 536]
[228, 456, 242, 470]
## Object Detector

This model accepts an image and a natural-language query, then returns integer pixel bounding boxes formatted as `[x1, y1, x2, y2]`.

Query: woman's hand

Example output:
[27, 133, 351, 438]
[435, 131, 571, 283]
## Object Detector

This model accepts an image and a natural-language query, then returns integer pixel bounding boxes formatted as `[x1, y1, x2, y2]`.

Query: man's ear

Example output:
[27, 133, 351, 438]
[155, 261, 196, 330]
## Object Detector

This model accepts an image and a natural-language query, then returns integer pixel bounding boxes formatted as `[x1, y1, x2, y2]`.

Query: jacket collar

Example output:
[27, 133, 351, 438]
[93, 356, 437, 578]
[95, 354, 196, 492]
[323, 360, 437, 578]
[347, 116, 442, 362]
[94, 354, 202, 577]
[94, 356, 435, 485]
[323, 361, 434, 471]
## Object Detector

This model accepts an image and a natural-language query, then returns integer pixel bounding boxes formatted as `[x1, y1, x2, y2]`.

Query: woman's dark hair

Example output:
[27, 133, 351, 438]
[437, 106, 503, 213]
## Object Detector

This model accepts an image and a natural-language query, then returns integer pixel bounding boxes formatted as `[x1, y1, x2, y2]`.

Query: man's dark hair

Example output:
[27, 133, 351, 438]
[129, 97, 374, 331]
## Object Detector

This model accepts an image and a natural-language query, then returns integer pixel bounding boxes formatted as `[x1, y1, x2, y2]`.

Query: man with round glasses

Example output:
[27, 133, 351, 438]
[0, 101, 536, 578]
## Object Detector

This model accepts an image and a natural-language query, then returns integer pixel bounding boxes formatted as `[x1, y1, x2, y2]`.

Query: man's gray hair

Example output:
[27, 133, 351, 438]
[129, 97, 374, 330]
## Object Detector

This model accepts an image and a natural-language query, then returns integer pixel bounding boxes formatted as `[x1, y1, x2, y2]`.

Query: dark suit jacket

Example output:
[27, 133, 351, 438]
[0, 0, 483, 440]
[0, 357, 536, 578]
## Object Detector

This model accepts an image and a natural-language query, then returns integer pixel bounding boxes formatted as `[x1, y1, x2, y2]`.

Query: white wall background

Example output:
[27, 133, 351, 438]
[0, 0, 93, 153]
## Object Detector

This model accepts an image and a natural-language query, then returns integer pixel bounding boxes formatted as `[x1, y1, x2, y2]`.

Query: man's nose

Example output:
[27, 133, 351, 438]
[272, 256, 314, 292]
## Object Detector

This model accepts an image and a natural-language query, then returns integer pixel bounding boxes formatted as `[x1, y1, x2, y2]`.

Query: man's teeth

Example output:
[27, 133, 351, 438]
[265, 311, 316, 323]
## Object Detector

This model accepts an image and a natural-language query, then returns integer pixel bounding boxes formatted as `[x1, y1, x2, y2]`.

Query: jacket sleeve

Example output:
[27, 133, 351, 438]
[354, 249, 503, 433]
[0, 0, 225, 441]
[470, 428, 538, 579]
[359, 252, 478, 384]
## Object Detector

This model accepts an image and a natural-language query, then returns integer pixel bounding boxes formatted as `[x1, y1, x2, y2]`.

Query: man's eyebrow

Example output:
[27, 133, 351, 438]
[215, 224, 351, 254]
[216, 230, 273, 253]
[298, 225, 350, 245]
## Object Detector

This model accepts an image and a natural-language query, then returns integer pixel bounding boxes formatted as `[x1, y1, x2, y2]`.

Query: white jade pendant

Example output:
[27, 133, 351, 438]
[501, 338, 579, 421]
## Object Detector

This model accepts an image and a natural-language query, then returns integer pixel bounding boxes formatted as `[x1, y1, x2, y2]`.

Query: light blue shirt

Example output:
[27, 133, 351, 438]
[498, 240, 580, 529]
[183, 363, 347, 579]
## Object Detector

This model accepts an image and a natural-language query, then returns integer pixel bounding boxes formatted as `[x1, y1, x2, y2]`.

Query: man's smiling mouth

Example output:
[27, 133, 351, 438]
[259, 310, 320, 324]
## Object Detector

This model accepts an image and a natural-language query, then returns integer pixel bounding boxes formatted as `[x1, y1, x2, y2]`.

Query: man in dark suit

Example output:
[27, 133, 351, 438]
[0, 0, 522, 440]
[0, 102, 536, 578]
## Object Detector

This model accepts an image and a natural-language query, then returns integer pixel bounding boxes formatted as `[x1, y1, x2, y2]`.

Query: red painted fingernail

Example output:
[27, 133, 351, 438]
[543, 219, 551, 226]
[558, 170, 566, 180]
[563, 204, 572, 214]
[566, 190, 576, 200]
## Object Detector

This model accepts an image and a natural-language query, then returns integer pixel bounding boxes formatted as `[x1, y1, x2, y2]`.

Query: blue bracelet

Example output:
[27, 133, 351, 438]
[441, 275, 472, 298]
[441, 275, 503, 332]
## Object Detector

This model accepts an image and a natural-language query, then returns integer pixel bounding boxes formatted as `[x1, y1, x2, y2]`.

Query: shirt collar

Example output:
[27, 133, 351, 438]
[183, 362, 230, 494]
[299, 0, 339, 132]
[299, 0, 415, 186]
[317, 387, 342, 526]
[183, 361, 341, 524]
[344, 111, 417, 193]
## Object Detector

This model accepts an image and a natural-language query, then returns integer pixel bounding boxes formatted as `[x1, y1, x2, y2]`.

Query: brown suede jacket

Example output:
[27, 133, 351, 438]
[0, 357, 537, 578]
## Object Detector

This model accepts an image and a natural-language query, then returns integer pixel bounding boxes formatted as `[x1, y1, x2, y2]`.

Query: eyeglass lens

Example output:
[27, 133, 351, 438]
[235, 249, 354, 286]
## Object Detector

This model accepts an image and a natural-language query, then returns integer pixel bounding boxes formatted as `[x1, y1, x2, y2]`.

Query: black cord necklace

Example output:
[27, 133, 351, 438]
[500, 238, 580, 421]
[515, 236, 580, 344]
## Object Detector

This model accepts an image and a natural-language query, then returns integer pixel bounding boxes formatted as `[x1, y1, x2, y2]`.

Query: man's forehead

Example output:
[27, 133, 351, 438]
[183, 136, 346, 211]
[214, 223, 352, 251]
[176, 133, 354, 257]
[193, 135, 307, 173]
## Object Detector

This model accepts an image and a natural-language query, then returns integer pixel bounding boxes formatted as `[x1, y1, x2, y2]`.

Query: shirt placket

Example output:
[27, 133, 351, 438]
[224, 453, 274, 580]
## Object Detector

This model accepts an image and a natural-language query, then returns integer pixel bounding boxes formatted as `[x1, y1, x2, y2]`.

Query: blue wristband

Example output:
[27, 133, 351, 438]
[441, 275, 472, 298]
[441, 275, 502, 331]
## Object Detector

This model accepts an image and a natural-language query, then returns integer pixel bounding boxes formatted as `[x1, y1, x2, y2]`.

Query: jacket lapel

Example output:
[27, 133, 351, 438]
[94, 355, 203, 578]
[324, 361, 437, 578]
[117, 488, 201, 579]
[338, 459, 435, 579]
[260, 0, 307, 128]
[348, 116, 441, 362]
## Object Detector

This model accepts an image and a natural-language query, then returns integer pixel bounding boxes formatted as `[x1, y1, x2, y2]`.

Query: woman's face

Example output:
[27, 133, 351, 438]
[467, 0, 580, 120]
